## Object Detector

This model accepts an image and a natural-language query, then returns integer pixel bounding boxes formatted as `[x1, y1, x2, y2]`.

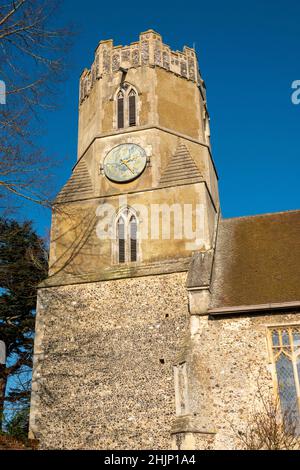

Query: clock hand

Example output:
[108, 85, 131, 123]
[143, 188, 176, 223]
[121, 160, 135, 174]
[121, 158, 136, 165]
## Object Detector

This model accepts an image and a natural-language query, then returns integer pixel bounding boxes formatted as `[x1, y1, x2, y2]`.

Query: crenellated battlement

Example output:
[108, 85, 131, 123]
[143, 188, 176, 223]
[79, 30, 205, 104]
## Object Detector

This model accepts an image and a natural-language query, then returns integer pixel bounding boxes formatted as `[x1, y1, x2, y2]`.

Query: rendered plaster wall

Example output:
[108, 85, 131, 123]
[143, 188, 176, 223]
[48, 181, 217, 280]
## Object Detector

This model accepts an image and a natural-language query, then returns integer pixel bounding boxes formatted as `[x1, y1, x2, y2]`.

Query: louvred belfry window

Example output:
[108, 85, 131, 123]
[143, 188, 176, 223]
[115, 85, 138, 129]
[116, 209, 138, 264]
[269, 326, 300, 434]
[117, 216, 125, 263]
[129, 215, 137, 262]
[117, 90, 124, 129]
[128, 89, 137, 127]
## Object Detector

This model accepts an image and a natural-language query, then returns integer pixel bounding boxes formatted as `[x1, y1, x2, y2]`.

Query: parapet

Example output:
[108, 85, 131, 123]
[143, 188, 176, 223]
[79, 30, 205, 103]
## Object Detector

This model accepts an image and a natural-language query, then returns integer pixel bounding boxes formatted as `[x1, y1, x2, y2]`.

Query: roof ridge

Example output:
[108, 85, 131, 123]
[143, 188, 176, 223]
[222, 209, 300, 222]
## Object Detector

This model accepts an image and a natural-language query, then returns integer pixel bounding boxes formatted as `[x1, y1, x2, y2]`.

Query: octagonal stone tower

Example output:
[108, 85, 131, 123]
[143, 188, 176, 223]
[29, 31, 220, 449]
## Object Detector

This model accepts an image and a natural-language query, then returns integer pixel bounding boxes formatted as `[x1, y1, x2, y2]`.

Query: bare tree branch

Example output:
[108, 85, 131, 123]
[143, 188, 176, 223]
[0, 0, 74, 211]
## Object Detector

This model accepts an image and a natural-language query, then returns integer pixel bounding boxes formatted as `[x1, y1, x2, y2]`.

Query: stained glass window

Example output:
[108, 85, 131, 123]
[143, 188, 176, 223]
[270, 326, 300, 434]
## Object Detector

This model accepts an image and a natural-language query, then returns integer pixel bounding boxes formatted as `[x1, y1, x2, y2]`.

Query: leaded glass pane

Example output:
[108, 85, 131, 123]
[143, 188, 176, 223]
[271, 327, 300, 435]
[293, 331, 300, 355]
[282, 330, 290, 346]
[272, 331, 280, 347]
[276, 353, 299, 431]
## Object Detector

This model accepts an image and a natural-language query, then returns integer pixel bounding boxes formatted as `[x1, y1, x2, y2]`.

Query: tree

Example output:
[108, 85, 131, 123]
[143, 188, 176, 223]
[0, 1, 72, 209]
[5, 406, 29, 440]
[235, 382, 300, 450]
[0, 219, 48, 432]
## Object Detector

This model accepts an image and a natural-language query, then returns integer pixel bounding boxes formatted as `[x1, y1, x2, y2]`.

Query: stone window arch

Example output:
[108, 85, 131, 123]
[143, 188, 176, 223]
[268, 325, 300, 433]
[114, 84, 139, 129]
[114, 207, 139, 264]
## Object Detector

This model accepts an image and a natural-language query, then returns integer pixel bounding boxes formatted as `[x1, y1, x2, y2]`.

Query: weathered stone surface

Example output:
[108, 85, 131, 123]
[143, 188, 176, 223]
[186, 251, 213, 289]
[158, 142, 203, 188]
[30, 273, 189, 449]
[200, 311, 300, 450]
[79, 30, 201, 104]
[30, 29, 300, 451]
[55, 159, 93, 203]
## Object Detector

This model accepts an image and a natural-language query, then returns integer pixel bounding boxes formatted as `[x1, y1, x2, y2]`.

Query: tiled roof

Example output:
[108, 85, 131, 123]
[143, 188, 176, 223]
[209, 210, 300, 309]
[55, 159, 93, 203]
[158, 142, 203, 188]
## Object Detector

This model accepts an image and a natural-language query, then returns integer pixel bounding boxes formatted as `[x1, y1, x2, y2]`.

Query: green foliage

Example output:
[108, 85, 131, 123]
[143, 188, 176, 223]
[0, 219, 46, 356]
[6, 407, 30, 441]
[0, 218, 48, 430]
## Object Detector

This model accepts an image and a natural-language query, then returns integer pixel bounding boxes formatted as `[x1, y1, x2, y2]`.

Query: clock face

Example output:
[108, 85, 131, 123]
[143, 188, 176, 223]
[103, 144, 147, 183]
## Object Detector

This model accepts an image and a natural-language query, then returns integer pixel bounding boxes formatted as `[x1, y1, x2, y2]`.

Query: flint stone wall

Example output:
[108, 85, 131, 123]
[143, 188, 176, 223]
[30, 272, 189, 449]
[196, 311, 300, 449]
[30, 270, 300, 449]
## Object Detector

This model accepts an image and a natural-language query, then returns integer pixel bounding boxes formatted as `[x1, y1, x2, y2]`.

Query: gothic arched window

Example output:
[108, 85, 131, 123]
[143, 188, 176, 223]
[128, 89, 137, 127]
[115, 85, 138, 129]
[117, 90, 124, 129]
[268, 326, 300, 434]
[115, 209, 138, 264]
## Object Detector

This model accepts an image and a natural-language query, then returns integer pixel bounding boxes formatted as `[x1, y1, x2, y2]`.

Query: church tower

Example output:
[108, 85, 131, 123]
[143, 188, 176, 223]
[29, 31, 220, 449]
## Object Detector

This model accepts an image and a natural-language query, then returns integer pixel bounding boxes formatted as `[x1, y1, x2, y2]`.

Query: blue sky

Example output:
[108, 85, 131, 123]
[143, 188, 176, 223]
[28, 0, 300, 237]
